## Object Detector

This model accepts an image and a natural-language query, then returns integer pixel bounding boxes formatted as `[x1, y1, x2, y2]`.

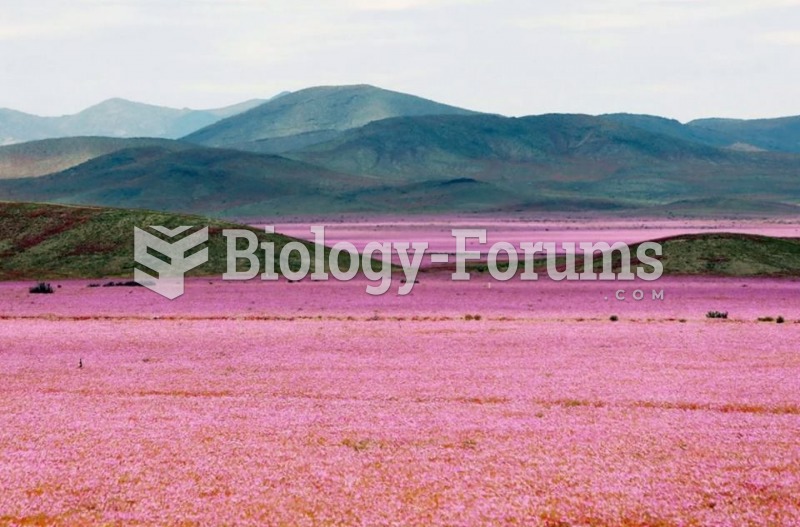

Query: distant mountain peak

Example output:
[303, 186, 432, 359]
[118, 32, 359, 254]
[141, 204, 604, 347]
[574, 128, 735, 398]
[96, 97, 136, 105]
[0, 97, 272, 144]
[183, 84, 478, 149]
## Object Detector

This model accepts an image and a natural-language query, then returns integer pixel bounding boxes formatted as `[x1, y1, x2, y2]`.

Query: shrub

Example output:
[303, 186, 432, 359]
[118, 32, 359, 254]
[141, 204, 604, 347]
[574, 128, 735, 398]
[706, 311, 728, 319]
[102, 281, 142, 287]
[758, 317, 775, 322]
[29, 282, 54, 294]
[777, 316, 785, 324]
[610, 315, 619, 322]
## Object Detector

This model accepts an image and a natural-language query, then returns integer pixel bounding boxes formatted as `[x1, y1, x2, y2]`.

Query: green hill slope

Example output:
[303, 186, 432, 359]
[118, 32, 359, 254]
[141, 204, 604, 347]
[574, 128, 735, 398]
[0, 202, 349, 280]
[638, 233, 800, 276]
[489, 233, 800, 277]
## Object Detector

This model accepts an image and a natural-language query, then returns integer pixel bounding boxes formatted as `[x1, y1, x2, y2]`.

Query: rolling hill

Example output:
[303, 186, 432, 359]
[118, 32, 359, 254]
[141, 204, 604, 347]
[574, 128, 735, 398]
[293, 113, 729, 175]
[0, 98, 268, 145]
[600, 114, 738, 149]
[0, 146, 385, 217]
[0, 137, 191, 179]
[0, 201, 348, 280]
[603, 113, 800, 154]
[489, 233, 800, 277]
[687, 115, 800, 153]
[646, 233, 800, 276]
[183, 84, 478, 152]
[290, 113, 800, 209]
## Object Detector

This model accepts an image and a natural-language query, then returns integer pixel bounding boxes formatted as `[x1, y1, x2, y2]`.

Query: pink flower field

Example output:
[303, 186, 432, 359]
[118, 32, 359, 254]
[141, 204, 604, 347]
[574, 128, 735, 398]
[1, 277, 799, 526]
[268, 217, 800, 257]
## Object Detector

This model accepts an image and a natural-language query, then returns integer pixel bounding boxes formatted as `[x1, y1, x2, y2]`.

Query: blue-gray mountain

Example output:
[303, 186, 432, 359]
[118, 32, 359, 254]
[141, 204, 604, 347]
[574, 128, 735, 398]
[0, 98, 268, 145]
[182, 85, 478, 153]
[604, 113, 800, 153]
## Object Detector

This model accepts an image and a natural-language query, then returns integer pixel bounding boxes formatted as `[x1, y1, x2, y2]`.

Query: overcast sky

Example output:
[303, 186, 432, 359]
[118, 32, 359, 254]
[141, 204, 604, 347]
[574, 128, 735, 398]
[1, 0, 798, 121]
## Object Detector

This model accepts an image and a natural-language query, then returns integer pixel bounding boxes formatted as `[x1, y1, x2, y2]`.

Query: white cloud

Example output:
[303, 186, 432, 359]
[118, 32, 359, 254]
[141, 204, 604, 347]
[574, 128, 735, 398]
[340, 0, 485, 11]
[758, 30, 800, 45]
[516, 0, 800, 32]
[0, 4, 132, 40]
[0, 0, 798, 120]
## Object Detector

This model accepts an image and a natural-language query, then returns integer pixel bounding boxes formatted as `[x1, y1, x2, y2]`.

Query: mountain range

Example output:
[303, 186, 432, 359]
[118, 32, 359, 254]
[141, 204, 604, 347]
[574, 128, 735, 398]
[0, 97, 270, 145]
[603, 113, 800, 153]
[0, 84, 798, 217]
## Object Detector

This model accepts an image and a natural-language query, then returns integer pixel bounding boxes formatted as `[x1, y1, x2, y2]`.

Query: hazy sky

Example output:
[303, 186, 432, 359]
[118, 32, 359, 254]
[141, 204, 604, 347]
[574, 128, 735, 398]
[1, 0, 798, 121]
